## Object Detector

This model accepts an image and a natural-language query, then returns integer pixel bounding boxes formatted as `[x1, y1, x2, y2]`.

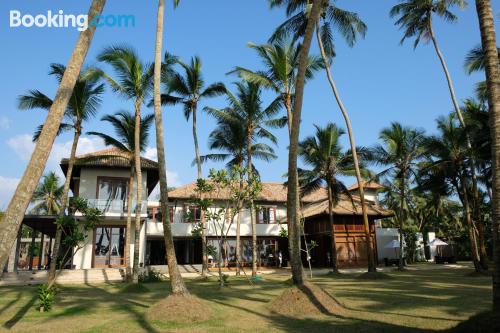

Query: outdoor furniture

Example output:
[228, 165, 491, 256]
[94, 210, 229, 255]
[384, 257, 407, 267]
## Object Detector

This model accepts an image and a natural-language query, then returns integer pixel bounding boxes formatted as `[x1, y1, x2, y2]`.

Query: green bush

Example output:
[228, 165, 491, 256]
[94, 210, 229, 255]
[139, 269, 165, 283]
[37, 284, 55, 312]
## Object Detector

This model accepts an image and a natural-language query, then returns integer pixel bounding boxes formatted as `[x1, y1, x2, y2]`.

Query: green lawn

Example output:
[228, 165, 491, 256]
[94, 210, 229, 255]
[0, 265, 492, 333]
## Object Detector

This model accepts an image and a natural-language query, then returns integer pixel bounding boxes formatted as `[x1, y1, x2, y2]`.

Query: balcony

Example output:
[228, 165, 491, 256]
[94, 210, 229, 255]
[86, 199, 148, 215]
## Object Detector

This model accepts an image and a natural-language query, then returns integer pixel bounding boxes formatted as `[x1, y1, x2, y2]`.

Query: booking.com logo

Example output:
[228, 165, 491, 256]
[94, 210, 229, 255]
[9, 10, 135, 31]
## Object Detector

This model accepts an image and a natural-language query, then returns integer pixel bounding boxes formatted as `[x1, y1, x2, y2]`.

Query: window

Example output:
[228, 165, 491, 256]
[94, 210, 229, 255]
[184, 206, 201, 223]
[94, 227, 126, 267]
[148, 207, 174, 223]
[256, 206, 276, 224]
[97, 177, 128, 201]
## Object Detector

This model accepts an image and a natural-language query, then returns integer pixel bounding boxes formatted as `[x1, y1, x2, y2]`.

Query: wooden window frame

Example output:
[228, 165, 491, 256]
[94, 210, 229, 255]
[92, 225, 127, 268]
[184, 205, 201, 223]
[256, 206, 277, 224]
[95, 176, 130, 199]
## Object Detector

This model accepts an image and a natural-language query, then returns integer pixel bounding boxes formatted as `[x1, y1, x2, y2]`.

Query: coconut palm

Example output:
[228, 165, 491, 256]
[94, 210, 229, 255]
[88, 111, 154, 281]
[372, 123, 426, 270]
[151, 0, 189, 295]
[94, 45, 153, 283]
[472, 0, 500, 319]
[270, 0, 378, 273]
[464, 45, 500, 102]
[0, 0, 106, 271]
[162, 55, 226, 276]
[30, 172, 64, 215]
[228, 41, 323, 134]
[298, 123, 370, 273]
[18, 64, 104, 284]
[207, 81, 284, 276]
[204, 99, 278, 274]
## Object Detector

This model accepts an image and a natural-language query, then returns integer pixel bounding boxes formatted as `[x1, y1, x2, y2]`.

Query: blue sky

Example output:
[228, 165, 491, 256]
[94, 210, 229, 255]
[0, 0, 494, 207]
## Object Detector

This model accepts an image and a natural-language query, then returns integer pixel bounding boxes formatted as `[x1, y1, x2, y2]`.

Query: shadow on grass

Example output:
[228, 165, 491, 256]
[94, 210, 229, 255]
[3, 293, 37, 329]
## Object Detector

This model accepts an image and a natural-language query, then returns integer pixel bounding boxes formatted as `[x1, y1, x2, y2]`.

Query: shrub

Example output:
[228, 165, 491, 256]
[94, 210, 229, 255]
[37, 284, 55, 312]
[139, 269, 165, 283]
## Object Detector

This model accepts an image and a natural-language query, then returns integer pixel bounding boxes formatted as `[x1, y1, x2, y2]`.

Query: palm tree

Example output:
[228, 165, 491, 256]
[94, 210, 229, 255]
[472, 0, 500, 320]
[298, 123, 369, 273]
[204, 98, 278, 274]
[18, 64, 104, 285]
[270, 0, 378, 272]
[88, 111, 154, 281]
[30, 172, 64, 215]
[94, 45, 153, 283]
[207, 81, 283, 276]
[151, 0, 189, 295]
[162, 55, 226, 276]
[464, 45, 500, 101]
[228, 41, 323, 134]
[372, 123, 426, 270]
[0, 0, 106, 271]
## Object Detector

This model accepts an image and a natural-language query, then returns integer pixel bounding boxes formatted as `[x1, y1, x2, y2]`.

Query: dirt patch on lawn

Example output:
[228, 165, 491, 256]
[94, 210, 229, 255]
[270, 282, 342, 317]
[146, 294, 211, 323]
[357, 272, 393, 280]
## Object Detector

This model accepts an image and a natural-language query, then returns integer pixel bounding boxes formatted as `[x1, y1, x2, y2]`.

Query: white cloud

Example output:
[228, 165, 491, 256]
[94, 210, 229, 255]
[143, 147, 158, 161]
[0, 116, 11, 130]
[7, 134, 34, 161]
[0, 176, 20, 210]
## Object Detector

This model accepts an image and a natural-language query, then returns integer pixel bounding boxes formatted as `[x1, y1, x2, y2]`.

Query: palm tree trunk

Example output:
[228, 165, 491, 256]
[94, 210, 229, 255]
[429, 24, 484, 267]
[474, 0, 500, 322]
[0, 0, 106, 270]
[132, 100, 143, 284]
[315, 21, 377, 272]
[125, 164, 135, 282]
[478, 221, 489, 269]
[236, 161, 244, 276]
[287, 0, 322, 286]
[327, 182, 338, 273]
[247, 129, 258, 277]
[399, 175, 405, 270]
[47, 126, 81, 287]
[152, 0, 189, 295]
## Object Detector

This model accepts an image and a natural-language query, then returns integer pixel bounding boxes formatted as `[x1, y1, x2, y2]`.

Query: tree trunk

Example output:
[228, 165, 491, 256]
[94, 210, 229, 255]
[236, 161, 244, 276]
[152, 0, 189, 295]
[477, 221, 489, 270]
[132, 100, 143, 284]
[315, 21, 377, 272]
[125, 164, 135, 282]
[399, 175, 405, 270]
[47, 126, 81, 287]
[327, 182, 339, 273]
[287, 0, 322, 286]
[192, 109, 208, 277]
[474, 0, 500, 323]
[247, 129, 258, 277]
[0, 0, 106, 270]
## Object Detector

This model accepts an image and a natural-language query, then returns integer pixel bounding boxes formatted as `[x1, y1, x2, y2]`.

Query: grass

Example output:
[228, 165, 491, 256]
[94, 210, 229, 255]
[0, 264, 492, 333]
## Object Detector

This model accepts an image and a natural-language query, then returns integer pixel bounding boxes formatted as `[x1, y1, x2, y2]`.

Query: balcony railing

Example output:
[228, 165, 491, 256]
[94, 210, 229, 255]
[86, 199, 147, 214]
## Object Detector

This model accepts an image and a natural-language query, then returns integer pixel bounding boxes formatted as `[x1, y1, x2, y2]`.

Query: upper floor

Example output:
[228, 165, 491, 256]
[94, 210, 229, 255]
[60, 148, 159, 217]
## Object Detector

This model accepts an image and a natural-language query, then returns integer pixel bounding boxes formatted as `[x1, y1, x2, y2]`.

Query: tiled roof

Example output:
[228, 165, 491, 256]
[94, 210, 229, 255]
[348, 180, 385, 191]
[300, 197, 393, 218]
[60, 148, 158, 169]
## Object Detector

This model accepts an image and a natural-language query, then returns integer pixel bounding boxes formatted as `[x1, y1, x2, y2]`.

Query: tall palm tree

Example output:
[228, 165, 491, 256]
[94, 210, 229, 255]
[30, 172, 64, 216]
[0, 0, 106, 271]
[298, 123, 369, 273]
[204, 99, 278, 274]
[267, 0, 322, 286]
[228, 41, 323, 134]
[162, 55, 226, 276]
[473, 0, 500, 322]
[95, 45, 153, 283]
[88, 111, 154, 281]
[18, 64, 104, 285]
[372, 123, 426, 270]
[151, 0, 189, 295]
[207, 81, 284, 276]
[270, 0, 378, 272]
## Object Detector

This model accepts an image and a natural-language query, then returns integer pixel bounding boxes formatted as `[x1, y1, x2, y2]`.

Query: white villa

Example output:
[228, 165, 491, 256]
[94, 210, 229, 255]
[5, 148, 392, 275]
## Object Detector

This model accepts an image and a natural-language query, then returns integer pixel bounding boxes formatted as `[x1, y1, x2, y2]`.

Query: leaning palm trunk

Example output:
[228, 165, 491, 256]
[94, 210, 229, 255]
[152, 0, 189, 295]
[0, 0, 106, 270]
[125, 164, 135, 282]
[429, 23, 485, 271]
[132, 100, 144, 284]
[315, 22, 377, 272]
[327, 183, 339, 273]
[192, 110, 208, 277]
[47, 126, 81, 288]
[287, 0, 322, 286]
[474, 0, 500, 322]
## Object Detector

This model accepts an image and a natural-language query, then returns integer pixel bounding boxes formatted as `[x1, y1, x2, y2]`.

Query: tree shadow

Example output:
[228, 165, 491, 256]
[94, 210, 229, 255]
[3, 293, 37, 329]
